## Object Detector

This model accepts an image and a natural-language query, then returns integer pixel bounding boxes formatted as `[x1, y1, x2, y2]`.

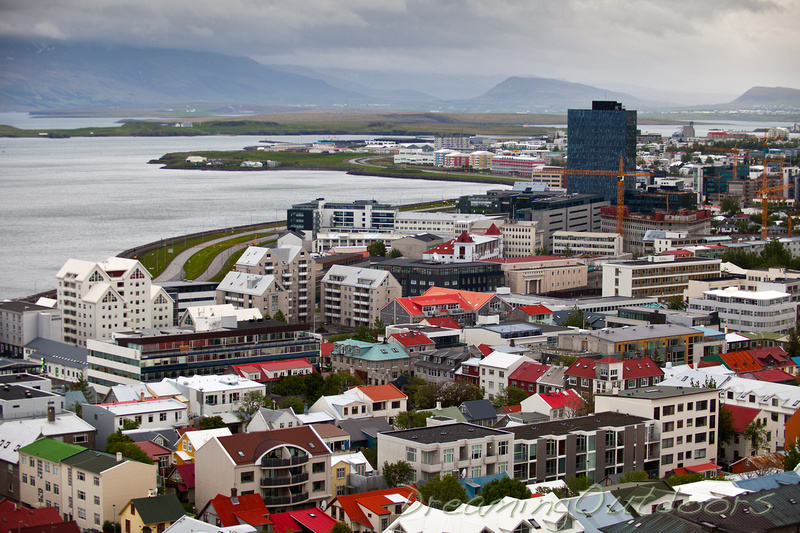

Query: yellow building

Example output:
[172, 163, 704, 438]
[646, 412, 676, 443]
[119, 494, 185, 533]
[330, 451, 375, 497]
[174, 428, 231, 465]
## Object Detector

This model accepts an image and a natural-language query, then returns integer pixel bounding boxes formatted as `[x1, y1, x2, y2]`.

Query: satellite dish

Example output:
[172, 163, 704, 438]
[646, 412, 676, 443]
[320, 500, 327, 510]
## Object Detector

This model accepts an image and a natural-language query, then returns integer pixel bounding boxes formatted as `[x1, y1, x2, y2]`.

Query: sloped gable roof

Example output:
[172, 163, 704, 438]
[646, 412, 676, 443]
[128, 494, 185, 525]
[205, 493, 269, 527]
[333, 487, 417, 529]
[723, 404, 761, 433]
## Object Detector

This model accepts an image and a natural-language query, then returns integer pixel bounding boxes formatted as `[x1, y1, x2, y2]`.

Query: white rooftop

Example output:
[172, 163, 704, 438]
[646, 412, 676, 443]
[99, 398, 187, 416]
[217, 271, 279, 296]
[167, 374, 264, 393]
[703, 286, 790, 300]
[0, 413, 97, 465]
[480, 351, 526, 369]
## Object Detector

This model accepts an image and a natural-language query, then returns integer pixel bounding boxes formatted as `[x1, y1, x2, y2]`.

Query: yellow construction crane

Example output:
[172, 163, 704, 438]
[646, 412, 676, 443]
[554, 155, 650, 237]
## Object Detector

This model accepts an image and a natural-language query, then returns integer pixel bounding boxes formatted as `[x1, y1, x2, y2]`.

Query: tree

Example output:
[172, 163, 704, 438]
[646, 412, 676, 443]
[388, 248, 403, 258]
[237, 391, 268, 423]
[121, 419, 140, 430]
[564, 475, 591, 497]
[304, 372, 325, 404]
[319, 372, 363, 397]
[721, 248, 764, 270]
[480, 477, 532, 505]
[353, 325, 377, 343]
[761, 238, 792, 268]
[718, 405, 736, 457]
[272, 309, 286, 322]
[667, 296, 685, 310]
[69, 372, 90, 394]
[367, 240, 387, 257]
[393, 410, 433, 430]
[491, 386, 528, 407]
[689, 375, 717, 389]
[382, 460, 413, 488]
[198, 416, 225, 429]
[373, 318, 386, 337]
[562, 391, 587, 418]
[667, 472, 706, 486]
[563, 306, 586, 328]
[787, 324, 800, 360]
[277, 396, 306, 413]
[418, 474, 468, 509]
[721, 196, 742, 216]
[563, 243, 573, 258]
[534, 246, 550, 256]
[745, 419, 769, 455]
[272, 374, 307, 397]
[705, 156, 715, 164]
[331, 523, 352, 533]
[105, 430, 154, 465]
[618, 470, 649, 483]
[785, 438, 800, 472]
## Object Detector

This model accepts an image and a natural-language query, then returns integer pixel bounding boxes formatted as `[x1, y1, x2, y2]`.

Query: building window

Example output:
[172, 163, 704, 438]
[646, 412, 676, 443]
[337, 468, 346, 480]
[336, 485, 346, 496]
[471, 444, 482, 460]
[78, 508, 86, 520]
[499, 441, 508, 455]
[443, 449, 454, 463]
[312, 462, 325, 473]
[77, 472, 85, 482]
[78, 490, 86, 500]
[661, 454, 673, 465]
[312, 481, 325, 492]
[93, 476, 100, 486]
[406, 447, 417, 462]
[94, 496, 100, 505]
[240, 471, 254, 483]
[471, 466, 481, 478]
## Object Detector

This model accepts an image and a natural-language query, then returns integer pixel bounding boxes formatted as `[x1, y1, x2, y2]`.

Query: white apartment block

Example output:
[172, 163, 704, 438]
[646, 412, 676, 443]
[479, 351, 529, 400]
[552, 231, 623, 256]
[0, 301, 61, 358]
[163, 374, 266, 420]
[312, 231, 408, 254]
[320, 265, 401, 328]
[395, 212, 504, 239]
[596, 386, 719, 478]
[82, 398, 189, 447]
[688, 287, 795, 334]
[602, 255, 721, 303]
[215, 272, 290, 320]
[499, 221, 542, 257]
[235, 245, 315, 323]
[56, 257, 173, 346]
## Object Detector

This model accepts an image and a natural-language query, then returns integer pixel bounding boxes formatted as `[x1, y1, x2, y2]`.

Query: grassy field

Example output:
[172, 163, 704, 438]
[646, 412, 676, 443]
[210, 248, 248, 283]
[182, 232, 275, 280]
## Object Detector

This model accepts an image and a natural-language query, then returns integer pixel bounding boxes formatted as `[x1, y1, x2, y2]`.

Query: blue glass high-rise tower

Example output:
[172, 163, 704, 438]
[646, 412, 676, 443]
[567, 101, 637, 203]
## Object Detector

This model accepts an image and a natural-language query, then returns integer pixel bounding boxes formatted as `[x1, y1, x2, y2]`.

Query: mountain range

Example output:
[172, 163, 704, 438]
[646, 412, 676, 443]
[1, 39, 798, 114]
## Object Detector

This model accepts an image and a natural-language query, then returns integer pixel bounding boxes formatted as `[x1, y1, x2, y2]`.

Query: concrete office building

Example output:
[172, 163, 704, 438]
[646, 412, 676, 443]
[602, 255, 721, 303]
[0, 301, 61, 358]
[287, 199, 396, 237]
[516, 195, 609, 249]
[552, 231, 623, 256]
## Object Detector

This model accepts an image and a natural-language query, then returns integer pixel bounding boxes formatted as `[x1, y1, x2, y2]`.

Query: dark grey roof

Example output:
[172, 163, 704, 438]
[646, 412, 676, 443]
[26, 338, 87, 368]
[508, 412, 650, 441]
[337, 418, 392, 442]
[0, 301, 53, 313]
[597, 386, 717, 400]
[123, 428, 182, 450]
[459, 400, 498, 422]
[62, 449, 129, 473]
[600, 513, 705, 533]
[0, 373, 49, 385]
[552, 310, 606, 328]
[383, 423, 510, 444]
[0, 384, 58, 401]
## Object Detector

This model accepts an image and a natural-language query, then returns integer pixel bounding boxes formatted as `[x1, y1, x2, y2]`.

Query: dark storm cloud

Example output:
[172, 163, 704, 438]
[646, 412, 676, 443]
[0, 0, 797, 92]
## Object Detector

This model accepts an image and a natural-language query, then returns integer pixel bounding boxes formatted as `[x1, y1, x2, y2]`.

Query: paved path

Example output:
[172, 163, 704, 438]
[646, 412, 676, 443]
[154, 228, 281, 282]
[196, 233, 280, 281]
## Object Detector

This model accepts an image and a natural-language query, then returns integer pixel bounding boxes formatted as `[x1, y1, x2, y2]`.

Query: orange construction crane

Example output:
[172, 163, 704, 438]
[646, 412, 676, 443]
[553, 155, 649, 236]
[756, 181, 791, 240]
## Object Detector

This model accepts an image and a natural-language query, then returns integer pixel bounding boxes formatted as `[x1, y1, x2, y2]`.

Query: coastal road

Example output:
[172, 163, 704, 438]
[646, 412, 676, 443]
[195, 232, 281, 282]
[154, 227, 283, 282]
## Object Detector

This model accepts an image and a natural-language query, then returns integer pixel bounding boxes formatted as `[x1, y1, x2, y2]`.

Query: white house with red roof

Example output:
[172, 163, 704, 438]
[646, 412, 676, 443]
[508, 361, 554, 395]
[721, 404, 765, 465]
[505, 304, 554, 324]
[565, 356, 664, 396]
[230, 358, 315, 391]
[326, 486, 418, 533]
[349, 384, 408, 423]
[386, 330, 434, 356]
[421, 229, 503, 263]
[520, 389, 584, 420]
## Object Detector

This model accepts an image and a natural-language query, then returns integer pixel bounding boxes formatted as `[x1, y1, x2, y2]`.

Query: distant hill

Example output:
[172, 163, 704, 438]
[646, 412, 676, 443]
[0, 39, 363, 110]
[463, 76, 649, 112]
[729, 86, 800, 108]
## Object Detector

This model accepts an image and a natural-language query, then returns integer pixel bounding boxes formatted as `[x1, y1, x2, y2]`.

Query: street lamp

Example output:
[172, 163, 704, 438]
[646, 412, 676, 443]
[112, 504, 116, 533]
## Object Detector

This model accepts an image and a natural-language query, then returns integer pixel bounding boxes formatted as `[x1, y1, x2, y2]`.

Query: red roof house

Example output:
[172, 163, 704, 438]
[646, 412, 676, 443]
[269, 508, 337, 533]
[328, 487, 418, 531]
[0, 502, 68, 533]
[723, 404, 762, 434]
[199, 493, 271, 528]
[508, 361, 553, 395]
[387, 330, 435, 355]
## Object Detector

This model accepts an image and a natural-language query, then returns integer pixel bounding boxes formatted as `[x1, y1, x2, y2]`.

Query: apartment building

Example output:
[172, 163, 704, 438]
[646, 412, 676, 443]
[479, 352, 529, 401]
[235, 245, 315, 323]
[483, 256, 588, 294]
[377, 423, 513, 482]
[380, 287, 513, 327]
[422, 231, 504, 263]
[229, 358, 315, 390]
[602, 209, 713, 253]
[507, 412, 659, 482]
[287, 199, 396, 237]
[215, 272, 290, 319]
[414, 346, 479, 385]
[688, 286, 796, 334]
[394, 213, 502, 239]
[328, 339, 411, 386]
[320, 265, 401, 328]
[499, 220, 541, 258]
[516, 194, 609, 249]
[162, 374, 265, 420]
[56, 257, 173, 346]
[602, 255, 721, 303]
[552, 231, 623, 256]
[194, 426, 331, 514]
[596, 386, 719, 477]
[0, 301, 61, 358]
[312, 231, 408, 254]
[563, 355, 664, 396]
[81, 398, 189, 448]
[19, 439, 157, 530]
[560, 324, 704, 366]
[86, 318, 318, 394]
[370, 258, 505, 297]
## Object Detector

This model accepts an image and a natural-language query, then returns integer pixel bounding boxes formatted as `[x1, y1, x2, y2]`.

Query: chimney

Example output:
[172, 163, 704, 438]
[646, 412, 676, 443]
[231, 487, 238, 498]
[140, 391, 145, 402]
[116, 452, 123, 462]
[436, 401, 442, 411]
[47, 402, 56, 423]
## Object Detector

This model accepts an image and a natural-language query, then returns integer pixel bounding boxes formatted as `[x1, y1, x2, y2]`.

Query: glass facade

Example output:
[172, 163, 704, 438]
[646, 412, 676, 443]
[567, 101, 637, 202]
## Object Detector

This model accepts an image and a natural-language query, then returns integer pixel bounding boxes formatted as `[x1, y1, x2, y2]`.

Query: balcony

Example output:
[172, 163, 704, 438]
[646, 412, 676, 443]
[262, 495, 291, 506]
[260, 472, 309, 487]
[261, 453, 309, 468]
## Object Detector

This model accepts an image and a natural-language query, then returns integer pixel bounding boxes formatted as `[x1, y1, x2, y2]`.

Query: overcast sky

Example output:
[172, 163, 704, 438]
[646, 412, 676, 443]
[2, 0, 798, 96]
